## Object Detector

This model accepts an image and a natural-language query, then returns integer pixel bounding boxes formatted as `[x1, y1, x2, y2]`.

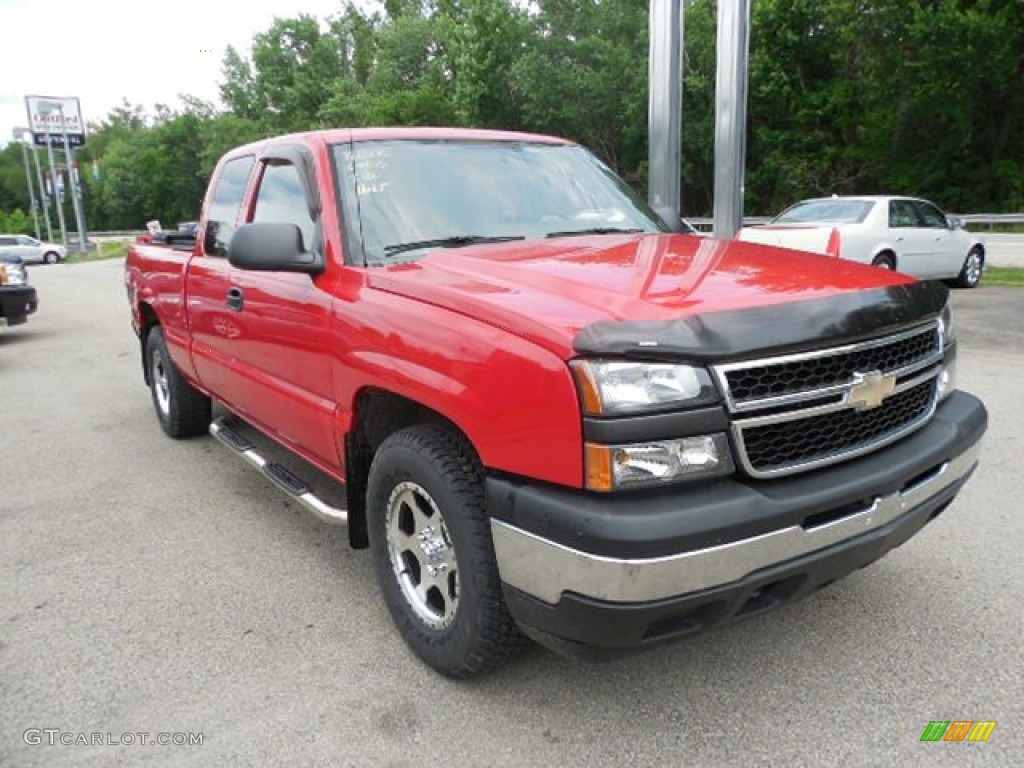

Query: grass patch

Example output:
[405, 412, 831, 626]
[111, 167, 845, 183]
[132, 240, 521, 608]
[984, 267, 1024, 287]
[66, 240, 130, 263]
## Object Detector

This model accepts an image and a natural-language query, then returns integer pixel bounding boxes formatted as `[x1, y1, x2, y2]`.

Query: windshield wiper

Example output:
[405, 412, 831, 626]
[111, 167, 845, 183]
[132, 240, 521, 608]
[383, 235, 525, 256]
[545, 227, 646, 238]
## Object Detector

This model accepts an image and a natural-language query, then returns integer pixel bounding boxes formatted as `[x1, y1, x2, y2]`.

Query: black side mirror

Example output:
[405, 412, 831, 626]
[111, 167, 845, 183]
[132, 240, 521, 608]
[228, 222, 323, 274]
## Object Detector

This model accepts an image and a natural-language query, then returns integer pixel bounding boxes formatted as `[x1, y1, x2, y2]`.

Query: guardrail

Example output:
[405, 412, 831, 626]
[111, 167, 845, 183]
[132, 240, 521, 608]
[91, 231, 145, 238]
[687, 214, 1022, 232]
[955, 213, 1024, 229]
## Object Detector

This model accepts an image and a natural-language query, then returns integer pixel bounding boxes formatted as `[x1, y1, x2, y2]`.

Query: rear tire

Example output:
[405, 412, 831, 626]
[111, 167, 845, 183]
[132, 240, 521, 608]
[366, 424, 525, 678]
[145, 326, 211, 438]
[871, 253, 896, 270]
[953, 247, 984, 289]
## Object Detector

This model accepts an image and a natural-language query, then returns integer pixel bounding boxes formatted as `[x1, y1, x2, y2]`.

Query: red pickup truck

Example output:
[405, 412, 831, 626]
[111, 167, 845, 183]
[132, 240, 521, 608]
[125, 127, 987, 677]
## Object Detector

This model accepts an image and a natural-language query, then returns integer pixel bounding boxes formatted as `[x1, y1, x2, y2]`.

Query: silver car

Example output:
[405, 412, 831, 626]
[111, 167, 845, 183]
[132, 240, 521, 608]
[0, 234, 66, 264]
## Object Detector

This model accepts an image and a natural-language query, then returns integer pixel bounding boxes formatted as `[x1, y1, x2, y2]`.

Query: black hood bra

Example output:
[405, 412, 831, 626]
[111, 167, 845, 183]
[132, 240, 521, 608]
[573, 280, 949, 362]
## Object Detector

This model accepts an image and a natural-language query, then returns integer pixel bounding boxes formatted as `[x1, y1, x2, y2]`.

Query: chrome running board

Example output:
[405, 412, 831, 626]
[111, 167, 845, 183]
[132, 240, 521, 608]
[209, 417, 348, 526]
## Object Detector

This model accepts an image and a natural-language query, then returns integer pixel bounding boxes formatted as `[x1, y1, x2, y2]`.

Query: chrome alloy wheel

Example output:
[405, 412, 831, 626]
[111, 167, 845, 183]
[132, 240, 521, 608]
[965, 250, 982, 285]
[385, 481, 459, 629]
[152, 348, 171, 416]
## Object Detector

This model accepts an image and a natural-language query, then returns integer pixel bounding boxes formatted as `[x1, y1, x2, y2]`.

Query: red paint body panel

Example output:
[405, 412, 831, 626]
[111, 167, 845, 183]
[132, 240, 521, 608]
[125, 127, 916, 491]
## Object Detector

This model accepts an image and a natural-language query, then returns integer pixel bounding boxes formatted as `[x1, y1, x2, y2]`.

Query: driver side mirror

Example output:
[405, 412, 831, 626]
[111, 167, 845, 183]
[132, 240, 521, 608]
[947, 216, 964, 230]
[228, 222, 323, 274]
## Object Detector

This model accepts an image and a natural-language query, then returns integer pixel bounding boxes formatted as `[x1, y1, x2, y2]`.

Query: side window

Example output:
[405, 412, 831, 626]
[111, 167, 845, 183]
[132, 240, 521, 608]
[888, 200, 921, 229]
[16, 236, 34, 246]
[0, 236, 16, 246]
[203, 156, 255, 257]
[251, 161, 316, 251]
[914, 201, 948, 229]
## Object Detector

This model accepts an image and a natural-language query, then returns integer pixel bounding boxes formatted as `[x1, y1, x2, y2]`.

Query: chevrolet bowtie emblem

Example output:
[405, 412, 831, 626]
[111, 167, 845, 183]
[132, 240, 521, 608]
[847, 370, 896, 410]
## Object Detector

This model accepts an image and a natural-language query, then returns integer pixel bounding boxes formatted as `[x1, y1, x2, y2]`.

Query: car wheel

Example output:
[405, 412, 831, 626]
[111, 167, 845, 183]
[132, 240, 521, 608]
[871, 253, 896, 270]
[44, 251, 59, 265]
[145, 326, 211, 438]
[366, 424, 525, 678]
[954, 247, 984, 289]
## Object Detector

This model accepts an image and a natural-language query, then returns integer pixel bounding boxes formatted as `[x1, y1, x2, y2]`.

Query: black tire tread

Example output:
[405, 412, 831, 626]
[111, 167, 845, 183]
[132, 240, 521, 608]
[367, 424, 526, 678]
[146, 326, 211, 439]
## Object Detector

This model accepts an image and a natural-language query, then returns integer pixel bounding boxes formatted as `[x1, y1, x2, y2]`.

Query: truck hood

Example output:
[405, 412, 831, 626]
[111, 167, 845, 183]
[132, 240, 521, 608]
[366, 233, 922, 360]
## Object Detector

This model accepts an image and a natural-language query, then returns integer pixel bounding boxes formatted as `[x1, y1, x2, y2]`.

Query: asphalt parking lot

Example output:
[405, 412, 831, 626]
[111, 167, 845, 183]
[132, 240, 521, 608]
[2, 259, 1021, 767]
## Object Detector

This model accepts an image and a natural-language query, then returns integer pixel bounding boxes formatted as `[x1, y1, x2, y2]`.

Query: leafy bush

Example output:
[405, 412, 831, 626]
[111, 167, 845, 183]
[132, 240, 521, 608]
[0, 209, 33, 235]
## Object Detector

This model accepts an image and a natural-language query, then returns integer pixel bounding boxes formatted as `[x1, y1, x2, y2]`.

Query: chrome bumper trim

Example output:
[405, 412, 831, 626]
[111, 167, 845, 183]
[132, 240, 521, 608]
[491, 441, 980, 605]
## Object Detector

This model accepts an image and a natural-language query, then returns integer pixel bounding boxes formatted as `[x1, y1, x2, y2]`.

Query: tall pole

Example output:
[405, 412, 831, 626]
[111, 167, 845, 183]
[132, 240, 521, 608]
[57, 105, 88, 253]
[648, 0, 684, 231]
[29, 142, 54, 242]
[712, 0, 752, 239]
[43, 127, 68, 248]
[15, 134, 42, 240]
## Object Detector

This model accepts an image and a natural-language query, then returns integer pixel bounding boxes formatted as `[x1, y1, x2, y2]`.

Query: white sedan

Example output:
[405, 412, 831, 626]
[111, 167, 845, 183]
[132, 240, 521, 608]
[736, 196, 986, 288]
[0, 234, 66, 265]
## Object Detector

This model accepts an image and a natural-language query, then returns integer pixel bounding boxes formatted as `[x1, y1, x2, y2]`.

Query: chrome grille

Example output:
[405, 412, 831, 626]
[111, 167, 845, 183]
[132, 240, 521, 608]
[713, 322, 943, 478]
[740, 379, 935, 473]
[724, 325, 938, 403]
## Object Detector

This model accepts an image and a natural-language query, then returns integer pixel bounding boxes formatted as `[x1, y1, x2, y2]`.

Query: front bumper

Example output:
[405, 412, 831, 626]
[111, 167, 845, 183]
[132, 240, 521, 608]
[0, 285, 38, 326]
[488, 391, 986, 657]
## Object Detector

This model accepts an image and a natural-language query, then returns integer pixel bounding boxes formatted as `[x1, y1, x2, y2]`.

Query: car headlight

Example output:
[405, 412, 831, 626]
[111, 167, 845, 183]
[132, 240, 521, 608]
[570, 360, 718, 415]
[939, 304, 956, 346]
[937, 303, 957, 401]
[585, 434, 733, 491]
[0, 265, 27, 286]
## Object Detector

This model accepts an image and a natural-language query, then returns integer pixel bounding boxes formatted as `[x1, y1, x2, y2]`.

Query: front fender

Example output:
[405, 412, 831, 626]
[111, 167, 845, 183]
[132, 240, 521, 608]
[331, 291, 584, 488]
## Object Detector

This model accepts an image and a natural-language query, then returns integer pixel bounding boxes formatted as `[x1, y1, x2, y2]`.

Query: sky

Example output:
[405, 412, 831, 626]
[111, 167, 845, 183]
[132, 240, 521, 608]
[0, 0, 359, 147]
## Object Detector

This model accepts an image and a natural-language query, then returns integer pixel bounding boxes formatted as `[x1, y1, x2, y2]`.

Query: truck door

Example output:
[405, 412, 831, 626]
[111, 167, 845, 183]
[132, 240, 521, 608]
[218, 149, 339, 469]
[187, 154, 256, 407]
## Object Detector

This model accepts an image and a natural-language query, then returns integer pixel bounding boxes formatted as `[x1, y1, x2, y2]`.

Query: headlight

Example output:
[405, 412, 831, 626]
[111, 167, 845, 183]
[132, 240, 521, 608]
[939, 304, 956, 346]
[585, 434, 733, 491]
[938, 303, 957, 401]
[0, 265, 27, 286]
[570, 360, 718, 415]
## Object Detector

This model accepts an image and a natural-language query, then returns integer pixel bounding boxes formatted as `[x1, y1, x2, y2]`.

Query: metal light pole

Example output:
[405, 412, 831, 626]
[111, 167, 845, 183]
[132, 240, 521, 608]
[42, 123, 68, 248]
[12, 128, 42, 240]
[712, 0, 752, 239]
[648, 0, 685, 231]
[55, 104, 88, 253]
[28, 138, 54, 242]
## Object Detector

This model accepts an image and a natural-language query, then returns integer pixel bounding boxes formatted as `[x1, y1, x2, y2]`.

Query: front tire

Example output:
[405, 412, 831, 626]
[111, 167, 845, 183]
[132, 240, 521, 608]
[366, 425, 524, 678]
[145, 326, 211, 438]
[954, 247, 984, 288]
[44, 251, 60, 265]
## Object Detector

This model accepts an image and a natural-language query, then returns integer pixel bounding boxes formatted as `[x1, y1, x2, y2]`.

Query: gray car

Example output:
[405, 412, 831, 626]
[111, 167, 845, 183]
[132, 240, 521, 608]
[0, 234, 66, 264]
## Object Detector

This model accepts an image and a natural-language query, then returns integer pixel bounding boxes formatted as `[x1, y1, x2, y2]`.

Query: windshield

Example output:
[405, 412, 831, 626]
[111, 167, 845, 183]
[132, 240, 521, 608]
[333, 140, 668, 265]
[775, 200, 875, 224]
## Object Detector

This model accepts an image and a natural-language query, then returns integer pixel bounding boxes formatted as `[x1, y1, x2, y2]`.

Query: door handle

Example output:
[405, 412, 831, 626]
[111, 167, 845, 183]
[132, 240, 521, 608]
[226, 286, 244, 312]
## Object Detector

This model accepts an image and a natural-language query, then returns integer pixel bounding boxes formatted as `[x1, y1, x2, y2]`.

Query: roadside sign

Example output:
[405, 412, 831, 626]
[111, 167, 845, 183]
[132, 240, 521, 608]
[25, 95, 86, 148]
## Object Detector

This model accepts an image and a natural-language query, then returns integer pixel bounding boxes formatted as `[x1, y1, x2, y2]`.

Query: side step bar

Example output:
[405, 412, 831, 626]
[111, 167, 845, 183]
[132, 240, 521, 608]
[209, 417, 348, 526]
